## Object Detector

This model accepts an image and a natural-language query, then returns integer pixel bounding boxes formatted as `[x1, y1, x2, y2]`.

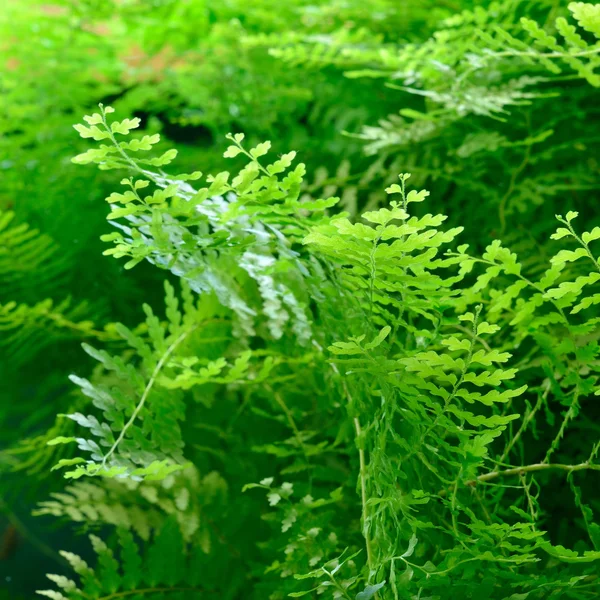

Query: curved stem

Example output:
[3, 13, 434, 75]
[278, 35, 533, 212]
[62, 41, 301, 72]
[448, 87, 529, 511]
[477, 461, 600, 483]
[268, 385, 312, 471]
[101, 325, 198, 467]
[322, 349, 375, 575]
[352, 414, 374, 573]
[438, 461, 600, 497]
[544, 388, 580, 463]
[499, 139, 531, 235]
[493, 47, 600, 60]
[498, 386, 546, 465]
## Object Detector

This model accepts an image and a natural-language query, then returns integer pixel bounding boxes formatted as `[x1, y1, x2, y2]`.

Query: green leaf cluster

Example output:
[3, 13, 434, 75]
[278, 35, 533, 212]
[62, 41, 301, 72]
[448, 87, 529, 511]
[1, 2, 600, 599]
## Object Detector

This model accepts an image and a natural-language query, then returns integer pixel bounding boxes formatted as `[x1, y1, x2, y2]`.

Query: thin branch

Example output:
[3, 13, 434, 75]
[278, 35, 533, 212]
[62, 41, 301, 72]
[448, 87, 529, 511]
[492, 47, 600, 60]
[499, 130, 531, 235]
[438, 461, 600, 497]
[543, 388, 580, 464]
[352, 414, 374, 573]
[477, 461, 600, 484]
[101, 325, 198, 467]
[321, 346, 375, 575]
[267, 385, 312, 471]
[498, 386, 546, 465]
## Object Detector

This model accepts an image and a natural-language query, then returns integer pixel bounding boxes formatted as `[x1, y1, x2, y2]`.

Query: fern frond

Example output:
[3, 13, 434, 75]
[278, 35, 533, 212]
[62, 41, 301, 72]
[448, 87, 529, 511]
[485, 3, 600, 87]
[49, 281, 233, 479]
[0, 298, 116, 368]
[64, 102, 600, 597]
[34, 467, 226, 547]
[37, 518, 214, 600]
[305, 173, 463, 332]
[72, 106, 325, 342]
[0, 209, 68, 299]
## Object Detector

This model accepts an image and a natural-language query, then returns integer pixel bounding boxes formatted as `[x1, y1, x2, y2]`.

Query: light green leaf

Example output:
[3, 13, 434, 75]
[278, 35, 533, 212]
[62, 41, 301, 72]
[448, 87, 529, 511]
[356, 581, 386, 600]
[365, 326, 391, 349]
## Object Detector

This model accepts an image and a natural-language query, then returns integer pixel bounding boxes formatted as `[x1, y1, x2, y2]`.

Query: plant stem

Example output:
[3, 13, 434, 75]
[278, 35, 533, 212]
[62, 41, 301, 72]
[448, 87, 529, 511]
[101, 324, 198, 467]
[477, 461, 600, 483]
[353, 414, 374, 573]
[499, 137, 531, 235]
[493, 47, 600, 59]
[438, 461, 600, 496]
[543, 388, 580, 463]
[321, 345, 375, 575]
[268, 385, 312, 471]
[498, 386, 546, 465]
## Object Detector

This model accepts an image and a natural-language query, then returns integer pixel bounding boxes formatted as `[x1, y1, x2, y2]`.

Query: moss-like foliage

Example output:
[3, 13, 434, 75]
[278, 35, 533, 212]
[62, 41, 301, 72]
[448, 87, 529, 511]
[1, 1, 600, 599]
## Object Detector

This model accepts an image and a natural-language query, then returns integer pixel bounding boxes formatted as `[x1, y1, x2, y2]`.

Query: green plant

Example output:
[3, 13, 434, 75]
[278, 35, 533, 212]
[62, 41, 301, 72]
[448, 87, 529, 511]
[34, 102, 600, 599]
[269, 0, 600, 237]
[1, 1, 600, 599]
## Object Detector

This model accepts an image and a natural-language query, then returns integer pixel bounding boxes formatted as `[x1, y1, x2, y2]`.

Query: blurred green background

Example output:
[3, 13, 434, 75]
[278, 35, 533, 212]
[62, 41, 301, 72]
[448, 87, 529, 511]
[1, 0, 599, 596]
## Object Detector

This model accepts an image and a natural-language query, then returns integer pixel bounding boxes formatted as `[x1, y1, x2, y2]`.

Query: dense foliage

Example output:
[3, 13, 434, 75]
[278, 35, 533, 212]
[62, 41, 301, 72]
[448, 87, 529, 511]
[1, 1, 600, 598]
